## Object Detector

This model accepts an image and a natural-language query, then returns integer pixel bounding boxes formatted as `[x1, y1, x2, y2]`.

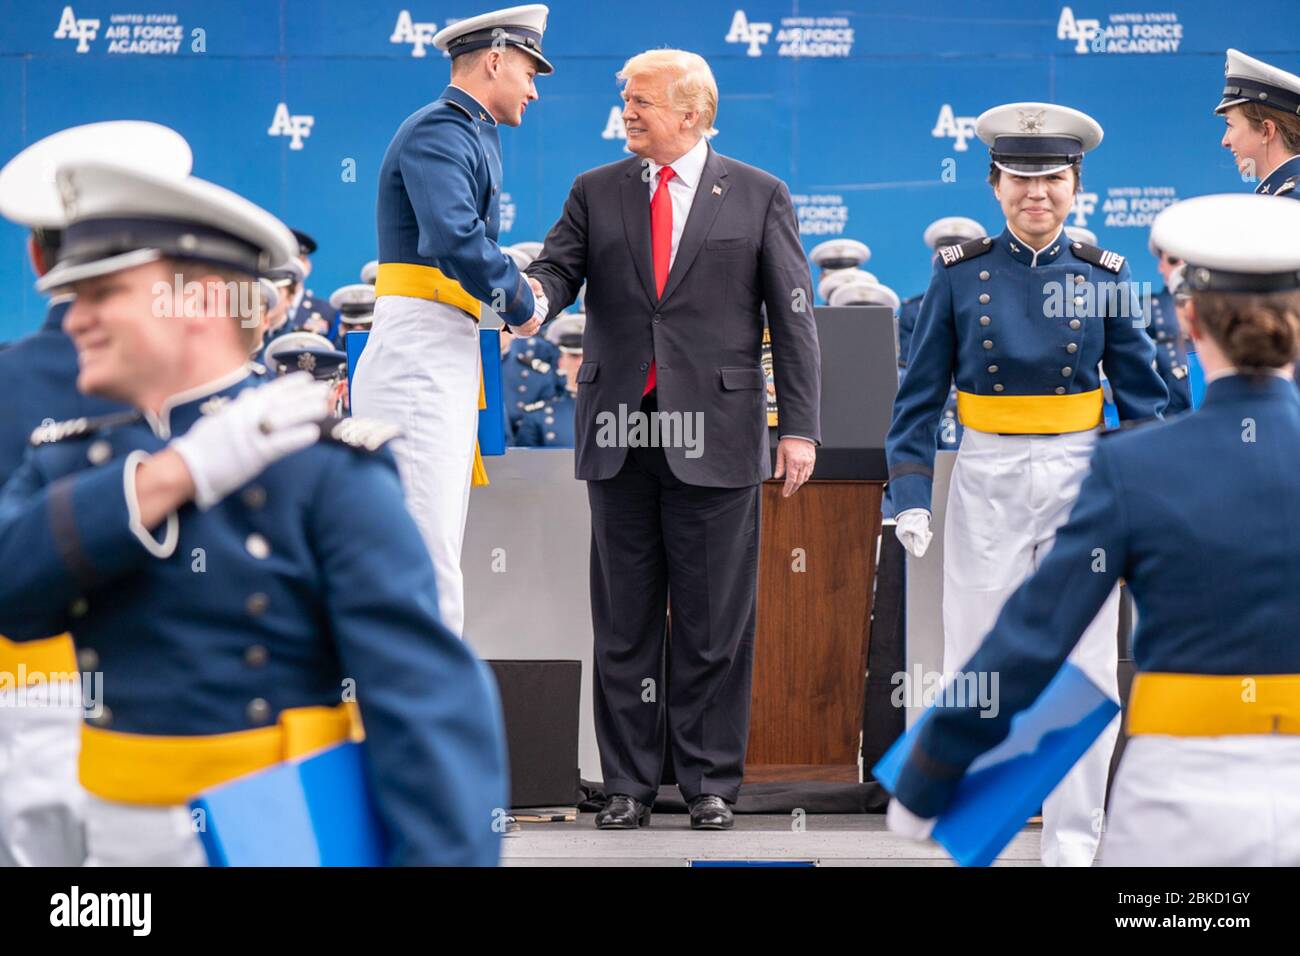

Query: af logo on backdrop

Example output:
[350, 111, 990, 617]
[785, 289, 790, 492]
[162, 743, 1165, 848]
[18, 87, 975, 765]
[1057, 6, 1183, 54]
[390, 10, 440, 57]
[268, 104, 315, 151]
[725, 10, 773, 57]
[932, 105, 978, 152]
[725, 9, 852, 58]
[54, 6, 187, 54]
[53, 5, 100, 52]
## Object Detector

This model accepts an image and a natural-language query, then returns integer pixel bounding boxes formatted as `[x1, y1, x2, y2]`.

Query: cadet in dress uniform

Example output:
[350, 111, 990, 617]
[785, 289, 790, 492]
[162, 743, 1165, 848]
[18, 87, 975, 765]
[887, 193, 1300, 865]
[811, 239, 871, 306]
[285, 228, 340, 339]
[0, 161, 508, 866]
[351, 4, 552, 636]
[500, 243, 565, 430]
[1216, 50, 1300, 200]
[885, 102, 1168, 867]
[1144, 234, 1193, 414]
[1168, 264, 1208, 408]
[898, 219, 986, 451]
[259, 258, 306, 352]
[514, 313, 584, 447]
[503, 333, 564, 435]
[329, 282, 376, 347]
[265, 331, 351, 416]
[899, 218, 985, 370]
[0, 122, 191, 867]
[1215, 50, 1300, 387]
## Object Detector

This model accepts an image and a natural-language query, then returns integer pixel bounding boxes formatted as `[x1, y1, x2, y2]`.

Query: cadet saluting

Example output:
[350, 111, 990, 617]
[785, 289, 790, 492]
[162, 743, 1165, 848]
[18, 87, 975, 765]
[0, 161, 507, 866]
[887, 194, 1300, 866]
[885, 102, 1168, 867]
[351, 4, 552, 637]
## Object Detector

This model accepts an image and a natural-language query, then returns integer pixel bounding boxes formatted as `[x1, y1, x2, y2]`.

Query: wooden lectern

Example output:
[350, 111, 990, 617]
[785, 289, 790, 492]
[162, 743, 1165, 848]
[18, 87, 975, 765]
[744, 305, 898, 784]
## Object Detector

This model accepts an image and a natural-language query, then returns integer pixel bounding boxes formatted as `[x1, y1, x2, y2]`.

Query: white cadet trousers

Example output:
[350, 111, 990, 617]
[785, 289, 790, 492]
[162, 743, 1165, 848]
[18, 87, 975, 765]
[0, 680, 86, 866]
[942, 426, 1120, 868]
[83, 797, 206, 866]
[350, 296, 481, 637]
[1104, 735, 1300, 866]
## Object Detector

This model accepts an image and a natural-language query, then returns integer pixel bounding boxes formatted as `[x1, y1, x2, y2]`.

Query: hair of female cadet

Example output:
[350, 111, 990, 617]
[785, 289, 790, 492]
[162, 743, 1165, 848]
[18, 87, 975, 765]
[1193, 288, 1300, 370]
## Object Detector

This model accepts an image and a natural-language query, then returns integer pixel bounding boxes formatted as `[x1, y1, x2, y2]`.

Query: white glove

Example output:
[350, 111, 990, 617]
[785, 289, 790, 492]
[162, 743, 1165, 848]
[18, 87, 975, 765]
[894, 508, 933, 558]
[531, 291, 549, 324]
[886, 798, 936, 842]
[172, 372, 331, 509]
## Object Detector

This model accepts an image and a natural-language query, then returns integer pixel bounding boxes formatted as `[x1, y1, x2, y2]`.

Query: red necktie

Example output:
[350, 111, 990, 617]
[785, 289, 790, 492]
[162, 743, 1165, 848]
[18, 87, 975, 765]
[643, 165, 676, 396]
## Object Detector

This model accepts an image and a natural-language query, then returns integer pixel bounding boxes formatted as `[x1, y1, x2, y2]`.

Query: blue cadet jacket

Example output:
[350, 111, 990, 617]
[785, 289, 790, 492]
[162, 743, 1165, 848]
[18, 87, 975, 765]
[376, 85, 534, 326]
[897, 293, 922, 370]
[897, 294, 962, 451]
[514, 390, 576, 448]
[0, 369, 509, 865]
[1258, 154, 1300, 199]
[891, 373, 1300, 817]
[0, 299, 125, 486]
[502, 334, 564, 429]
[286, 288, 340, 341]
[886, 228, 1169, 515]
[1145, 287, 1192, 415]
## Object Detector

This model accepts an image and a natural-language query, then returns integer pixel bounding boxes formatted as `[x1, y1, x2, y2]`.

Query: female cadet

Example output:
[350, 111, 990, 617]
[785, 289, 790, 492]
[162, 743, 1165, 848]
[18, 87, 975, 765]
[884, 102, 1168, 867]
[886, 194, 1300, 866]
[1216, 49, 1300, 199]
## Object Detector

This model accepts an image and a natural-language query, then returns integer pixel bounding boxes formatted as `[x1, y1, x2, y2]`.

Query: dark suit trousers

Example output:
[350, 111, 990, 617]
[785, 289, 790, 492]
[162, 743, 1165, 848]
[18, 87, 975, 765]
[587, 398, 761, 805]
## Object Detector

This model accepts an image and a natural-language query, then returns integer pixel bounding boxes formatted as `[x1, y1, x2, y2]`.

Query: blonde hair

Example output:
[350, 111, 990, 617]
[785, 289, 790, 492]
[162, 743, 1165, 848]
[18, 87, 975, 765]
[618, 49, 718, 138]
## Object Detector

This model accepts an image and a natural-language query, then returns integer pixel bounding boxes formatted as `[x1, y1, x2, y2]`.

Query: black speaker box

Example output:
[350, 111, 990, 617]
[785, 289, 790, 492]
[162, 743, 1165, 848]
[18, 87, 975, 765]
[486, 660, 582, 808]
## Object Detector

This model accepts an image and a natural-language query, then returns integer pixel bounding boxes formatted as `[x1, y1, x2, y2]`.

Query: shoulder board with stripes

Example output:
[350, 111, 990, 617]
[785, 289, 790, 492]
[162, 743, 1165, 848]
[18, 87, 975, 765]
[29, 410, 142, 447]
[320, 417, 402, 452]
[938, 237, 994, 268]
[1070, 241, 1126, 274]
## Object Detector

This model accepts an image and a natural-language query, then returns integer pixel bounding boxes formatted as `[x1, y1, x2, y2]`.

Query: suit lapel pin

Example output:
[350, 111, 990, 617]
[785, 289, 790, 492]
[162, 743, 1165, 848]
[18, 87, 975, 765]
[712, 184, 723, 196]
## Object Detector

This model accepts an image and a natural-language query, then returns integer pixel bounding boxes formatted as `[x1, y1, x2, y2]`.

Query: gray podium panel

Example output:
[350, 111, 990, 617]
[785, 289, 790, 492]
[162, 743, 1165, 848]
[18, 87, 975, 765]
[903, 449, 957, 728]
[461, 447, 601, 781]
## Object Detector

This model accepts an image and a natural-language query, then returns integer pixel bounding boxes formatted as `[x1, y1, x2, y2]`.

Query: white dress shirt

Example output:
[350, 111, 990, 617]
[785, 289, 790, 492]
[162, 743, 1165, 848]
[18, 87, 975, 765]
[644, 136, 710, 268]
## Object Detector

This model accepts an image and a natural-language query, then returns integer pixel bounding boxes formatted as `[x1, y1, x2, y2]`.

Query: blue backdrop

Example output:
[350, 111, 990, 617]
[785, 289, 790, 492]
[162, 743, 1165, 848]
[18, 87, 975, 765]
[2, 0, 1298, 340]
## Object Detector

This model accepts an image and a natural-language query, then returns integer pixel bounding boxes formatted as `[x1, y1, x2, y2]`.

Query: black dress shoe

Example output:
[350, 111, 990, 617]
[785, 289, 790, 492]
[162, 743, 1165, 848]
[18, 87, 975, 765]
[595, 794, 651, 829]
[689, 795, 734, 830]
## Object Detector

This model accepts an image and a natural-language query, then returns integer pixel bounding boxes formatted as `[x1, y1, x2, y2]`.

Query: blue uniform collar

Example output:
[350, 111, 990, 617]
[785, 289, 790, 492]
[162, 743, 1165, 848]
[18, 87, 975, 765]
[442, 85, 498, 127]
[41, 296, 74, 332]
[1000, 225, 1066, 267]
[1256, 155, 1300, 196]
[143, 365, 255, 439]
[1202, 370, 1297, 406]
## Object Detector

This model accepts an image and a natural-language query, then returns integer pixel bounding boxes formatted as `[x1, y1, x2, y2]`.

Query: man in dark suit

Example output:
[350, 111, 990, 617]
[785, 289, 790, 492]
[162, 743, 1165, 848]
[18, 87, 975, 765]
[526, 48, 821, 831]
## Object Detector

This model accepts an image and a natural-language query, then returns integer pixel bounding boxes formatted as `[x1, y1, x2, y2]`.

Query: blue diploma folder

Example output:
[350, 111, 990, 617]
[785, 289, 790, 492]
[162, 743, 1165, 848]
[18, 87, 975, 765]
[344, 328, 508, 456]
[872, 662, 1120, 867]
[190, 742, 388, 866]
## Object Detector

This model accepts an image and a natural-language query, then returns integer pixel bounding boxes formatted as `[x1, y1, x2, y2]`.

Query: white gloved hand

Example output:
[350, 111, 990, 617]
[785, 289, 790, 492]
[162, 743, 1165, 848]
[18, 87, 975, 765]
[894, 508, 933, 558]
[886, 798, 936, 842]
[531, 291, 549, 324]
[171, 372, 332, 509]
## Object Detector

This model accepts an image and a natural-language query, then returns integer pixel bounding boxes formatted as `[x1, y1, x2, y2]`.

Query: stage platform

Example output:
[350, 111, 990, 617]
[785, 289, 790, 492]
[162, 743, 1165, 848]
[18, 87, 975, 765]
[502, 814, 1046, 867]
